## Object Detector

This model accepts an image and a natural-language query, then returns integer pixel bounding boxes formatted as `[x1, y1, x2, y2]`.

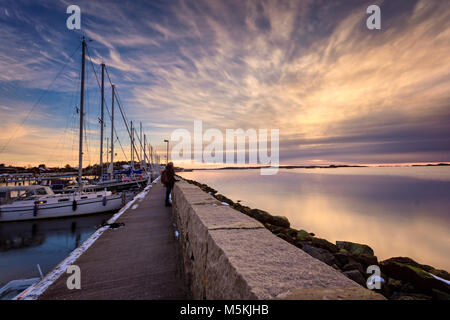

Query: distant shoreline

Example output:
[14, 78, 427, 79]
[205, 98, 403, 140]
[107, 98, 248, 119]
[186, 163, 450, 171]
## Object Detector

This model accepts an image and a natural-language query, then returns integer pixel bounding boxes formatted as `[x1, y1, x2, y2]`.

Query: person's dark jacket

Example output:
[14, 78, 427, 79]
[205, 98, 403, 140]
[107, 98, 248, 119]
[162, 166, 176, 188]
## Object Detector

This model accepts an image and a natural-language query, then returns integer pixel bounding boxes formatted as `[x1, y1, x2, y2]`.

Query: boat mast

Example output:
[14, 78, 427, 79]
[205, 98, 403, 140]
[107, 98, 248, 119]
[140, 122, 143, 167]
[130, 121, 134, 170]
[99, 63, 105, 182]
[78, 37, 86, 192]
[109, 84, 115, 179]
[144, 134, 147, 170]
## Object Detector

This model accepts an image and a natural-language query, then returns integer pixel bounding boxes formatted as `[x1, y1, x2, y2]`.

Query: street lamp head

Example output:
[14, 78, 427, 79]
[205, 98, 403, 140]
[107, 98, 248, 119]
[164, 139, 169, 143]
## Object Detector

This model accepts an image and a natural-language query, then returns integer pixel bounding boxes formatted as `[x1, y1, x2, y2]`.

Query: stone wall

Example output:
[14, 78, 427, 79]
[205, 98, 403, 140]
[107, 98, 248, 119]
[172, 180, 384, 300]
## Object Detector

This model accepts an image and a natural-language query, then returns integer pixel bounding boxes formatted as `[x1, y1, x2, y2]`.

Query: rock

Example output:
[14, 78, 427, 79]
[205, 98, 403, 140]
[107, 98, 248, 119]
[296, 230, 312, 241]
[214, 194, 234, 205]
[310, 237, 339, 253]
[248, 209, 290, 228]
[386, 278, 403, 292]
[275, 233, 295, 245]
[382, 257, 450, 281]
[270, 216, 290, 228]
[264, 223, 287, 235]
[293, 240, 304, 249]
[431, 289, 450, 300]
[342, 270, 366, 287]
[392, 293, 432, 300]
[302, 245, 337, 266]
[333, 252, 350, 267]
[286, 228, 298, 238]
[342, 262, 364, 274]
[380, 260, 450, 295]
[336, 241, 374, 257]
[353, 253, 378, 269]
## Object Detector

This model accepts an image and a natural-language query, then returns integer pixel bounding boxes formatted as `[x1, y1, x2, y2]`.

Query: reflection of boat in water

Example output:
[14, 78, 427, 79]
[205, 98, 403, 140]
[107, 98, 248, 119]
[0, 277, 41, 300]
[0, 212, 116, 299]
[0, 185, 125, 222]
[0, 211, 115, 251]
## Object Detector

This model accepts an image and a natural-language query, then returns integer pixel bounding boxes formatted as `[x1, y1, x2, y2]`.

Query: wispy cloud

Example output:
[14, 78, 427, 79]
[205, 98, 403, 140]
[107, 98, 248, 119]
[0, 0, 449, 166]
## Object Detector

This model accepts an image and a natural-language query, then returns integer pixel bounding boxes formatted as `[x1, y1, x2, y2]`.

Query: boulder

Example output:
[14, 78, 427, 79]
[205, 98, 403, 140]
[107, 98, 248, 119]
[381, 257, 450, 281]
[336, 241, 374, 257]
[270, 216, 290, 228]
[248, 209, 290, 228]
[380, 260, 450, 295]
[342, 270, 366, 287]
[353, 253, 378, 269]
[214, 194, 234, 205]
[302, 245, 337, 266]
[296, 230, 312, 241]
[342, 262, 364, 274]
[310, 237, 339, 253]
[431, 289, 450, 300]
[333, 252, 350, 267]
[264, 223, 287, 235]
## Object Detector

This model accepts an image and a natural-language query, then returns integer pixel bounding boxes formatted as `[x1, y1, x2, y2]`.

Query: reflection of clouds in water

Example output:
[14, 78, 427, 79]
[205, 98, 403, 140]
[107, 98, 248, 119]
[180, 168, 450, 271]
[290, 166, 450, 182]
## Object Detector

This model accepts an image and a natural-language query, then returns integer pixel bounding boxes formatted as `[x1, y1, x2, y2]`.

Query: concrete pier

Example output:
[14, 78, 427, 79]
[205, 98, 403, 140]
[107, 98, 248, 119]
[26, 179, 383, 300]
[38, 182, 190, 300]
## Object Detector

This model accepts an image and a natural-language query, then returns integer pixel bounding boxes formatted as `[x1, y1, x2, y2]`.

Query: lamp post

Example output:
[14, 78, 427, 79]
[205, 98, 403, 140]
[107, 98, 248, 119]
[164, 139, 169, 165]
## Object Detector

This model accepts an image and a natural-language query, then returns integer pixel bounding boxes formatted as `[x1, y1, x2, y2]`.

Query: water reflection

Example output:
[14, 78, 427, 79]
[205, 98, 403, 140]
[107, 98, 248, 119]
[0, 213, 113, 288]
[180, 167, 450, 271]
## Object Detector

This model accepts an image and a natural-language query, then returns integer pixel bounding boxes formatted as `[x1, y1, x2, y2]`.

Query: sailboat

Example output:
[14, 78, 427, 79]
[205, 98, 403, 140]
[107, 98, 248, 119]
[0, 38, 125, 222]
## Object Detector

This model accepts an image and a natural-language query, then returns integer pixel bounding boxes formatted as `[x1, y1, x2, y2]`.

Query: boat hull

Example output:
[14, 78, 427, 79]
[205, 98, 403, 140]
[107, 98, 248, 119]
[0, 195, 123, 222]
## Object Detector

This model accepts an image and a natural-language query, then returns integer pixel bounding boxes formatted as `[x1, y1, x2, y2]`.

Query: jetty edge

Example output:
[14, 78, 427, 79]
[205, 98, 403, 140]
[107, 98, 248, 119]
[172, 178, 384, 300]
[179, 176, 450, 300]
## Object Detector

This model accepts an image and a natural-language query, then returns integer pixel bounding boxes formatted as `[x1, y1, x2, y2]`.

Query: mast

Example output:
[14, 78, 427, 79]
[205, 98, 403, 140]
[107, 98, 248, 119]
[140, 122, 143, 167]
[130, 121, 134, 170]
[109, 84, 115, 179]
[106, 137, 109, 172]
[99, 63, 105, 181]
[78, 37, 86, 192]
[144, 133, 147, 170]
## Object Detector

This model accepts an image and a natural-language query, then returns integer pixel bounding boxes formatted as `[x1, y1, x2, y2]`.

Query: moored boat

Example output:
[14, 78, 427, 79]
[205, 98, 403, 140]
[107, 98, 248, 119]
[0, 185, 124, 222]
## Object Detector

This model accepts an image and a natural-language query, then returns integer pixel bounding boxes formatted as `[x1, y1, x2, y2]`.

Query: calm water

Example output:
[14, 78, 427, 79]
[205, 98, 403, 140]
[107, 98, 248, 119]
[180, 167, 450, 271]
[0, 213, 113, 290]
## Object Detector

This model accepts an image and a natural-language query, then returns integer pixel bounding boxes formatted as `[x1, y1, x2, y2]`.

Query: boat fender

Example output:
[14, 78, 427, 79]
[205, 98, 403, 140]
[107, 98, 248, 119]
[33, 203, 38, 217]
[72, 200, 77, 211]
[121, 193, 126, 206]
[102, 196, 107, 206]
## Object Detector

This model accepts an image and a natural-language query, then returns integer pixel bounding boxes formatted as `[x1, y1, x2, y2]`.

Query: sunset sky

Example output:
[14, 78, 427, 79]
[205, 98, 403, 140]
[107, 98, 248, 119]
[0, 0, 449, 168]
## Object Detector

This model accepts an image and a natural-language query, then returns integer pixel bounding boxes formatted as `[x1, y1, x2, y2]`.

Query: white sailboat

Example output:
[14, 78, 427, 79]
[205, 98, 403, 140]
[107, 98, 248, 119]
[0, 38, 125, 222]
[0, 185, 124, 222]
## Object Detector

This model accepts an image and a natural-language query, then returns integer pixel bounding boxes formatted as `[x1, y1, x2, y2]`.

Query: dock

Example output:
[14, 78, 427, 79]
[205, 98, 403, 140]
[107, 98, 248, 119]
[37, 181, 190, 300]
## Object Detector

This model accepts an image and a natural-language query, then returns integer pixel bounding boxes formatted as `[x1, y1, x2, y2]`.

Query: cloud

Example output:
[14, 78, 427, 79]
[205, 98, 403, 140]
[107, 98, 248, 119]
[0, 0, 449, 166]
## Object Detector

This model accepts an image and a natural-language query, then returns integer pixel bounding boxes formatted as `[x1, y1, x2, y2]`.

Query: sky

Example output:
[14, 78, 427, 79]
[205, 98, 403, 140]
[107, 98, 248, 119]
[0, 0, 449, 168]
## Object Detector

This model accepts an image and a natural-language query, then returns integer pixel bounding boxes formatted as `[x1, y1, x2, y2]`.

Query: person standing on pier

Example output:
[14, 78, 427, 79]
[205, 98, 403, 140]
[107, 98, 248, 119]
[161, 162, 176, 207]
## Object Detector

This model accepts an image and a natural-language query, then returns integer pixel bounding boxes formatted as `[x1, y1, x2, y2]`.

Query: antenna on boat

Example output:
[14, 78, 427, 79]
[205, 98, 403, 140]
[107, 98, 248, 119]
[78, 36, 86, 193]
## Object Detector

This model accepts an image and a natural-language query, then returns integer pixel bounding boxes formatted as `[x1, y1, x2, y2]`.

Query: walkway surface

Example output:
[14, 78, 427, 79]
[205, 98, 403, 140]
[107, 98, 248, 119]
[39, 182, 190, 300]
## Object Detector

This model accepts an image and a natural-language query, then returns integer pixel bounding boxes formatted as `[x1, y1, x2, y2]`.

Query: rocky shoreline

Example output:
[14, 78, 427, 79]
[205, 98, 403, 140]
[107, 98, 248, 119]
[180, 177, 450, 300]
